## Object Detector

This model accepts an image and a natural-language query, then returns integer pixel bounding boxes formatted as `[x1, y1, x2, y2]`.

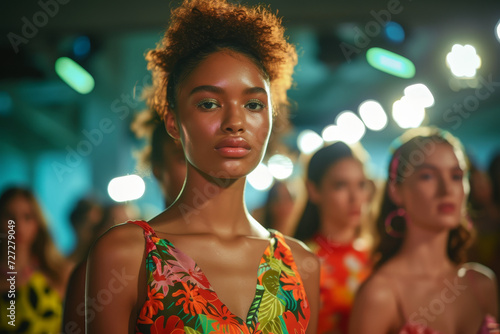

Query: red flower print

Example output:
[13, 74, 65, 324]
[281, 273, 307, 303]
[149, 315, 185, 334]
[188, 266, 211, 289]
[172, 281, 209, 316]
[207, 304, 242, 334]
[146, 237, 158, 253]
[282, 311, 306, 334]
[274, 244, 294, 268]
[138, 286, 165, 324]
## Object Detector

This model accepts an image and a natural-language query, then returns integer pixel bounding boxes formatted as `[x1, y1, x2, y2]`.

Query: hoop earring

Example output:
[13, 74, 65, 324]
[385, 208, 407, 238]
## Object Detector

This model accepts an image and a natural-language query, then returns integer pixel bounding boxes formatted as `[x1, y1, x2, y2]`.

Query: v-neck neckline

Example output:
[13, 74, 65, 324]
[147, 223, 275, 326]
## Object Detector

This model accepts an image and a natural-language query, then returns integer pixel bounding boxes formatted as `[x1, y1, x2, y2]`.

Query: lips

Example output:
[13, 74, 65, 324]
[349, 209, 361, 216]
[437, 203, 456, 214]
[215, 137, 251, 157]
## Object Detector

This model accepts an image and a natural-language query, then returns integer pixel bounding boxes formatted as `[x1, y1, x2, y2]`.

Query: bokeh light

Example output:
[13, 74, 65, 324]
[73, 36, 91, 58]
[446, 44, 481, 78]
[403, 83, 435, 108]
[297, 129, 324, 154]
[496, 19, 500, 43]
[267, 154, 294, 180]
[247, 163, 274, 191]
[108, 175, 146, 202]
[358, 100, 388, 131]
[385, 22, 405, 43]
[366, 47, 415, 79]
[55, 57, 95, 94]
[336, 111, 366, 144]
[392, 96, 425, 129]
[322, 124, 341, 143]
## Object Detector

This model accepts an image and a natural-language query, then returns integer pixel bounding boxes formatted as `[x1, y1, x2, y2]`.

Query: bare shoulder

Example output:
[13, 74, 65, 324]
[461, 262, 498, 315]
[461, 262, 497, 295]
[282, 235, 315, 259]
[356, 270, 398, 306]
[282, 235, 320, 270]
[461, 262, 497, 282]
[349, 270, 400, 334]
[86, 221, 147, 331]
[88, 221, 146, 267]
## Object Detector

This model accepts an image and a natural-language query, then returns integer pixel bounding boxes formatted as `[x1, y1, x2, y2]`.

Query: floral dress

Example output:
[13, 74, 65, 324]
[307, 234, 370, 334]
[129, 220, 310, 334]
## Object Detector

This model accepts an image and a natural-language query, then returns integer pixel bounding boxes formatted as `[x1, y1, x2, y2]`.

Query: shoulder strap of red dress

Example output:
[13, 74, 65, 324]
[126, 220, 157, 236]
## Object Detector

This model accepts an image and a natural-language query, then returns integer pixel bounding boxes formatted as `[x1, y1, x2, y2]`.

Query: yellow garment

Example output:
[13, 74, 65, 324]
[0, 271, 62, 333]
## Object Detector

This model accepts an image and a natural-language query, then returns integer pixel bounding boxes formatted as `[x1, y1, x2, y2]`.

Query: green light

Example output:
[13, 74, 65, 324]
[55, 57, 95, 94]
[366, 47, 415, 79]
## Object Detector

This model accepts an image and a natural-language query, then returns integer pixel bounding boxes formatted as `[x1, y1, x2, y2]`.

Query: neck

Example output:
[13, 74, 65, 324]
[170, 165, 253, 237]
[398, 225, 454, 275]
[319, 217, 357, 244]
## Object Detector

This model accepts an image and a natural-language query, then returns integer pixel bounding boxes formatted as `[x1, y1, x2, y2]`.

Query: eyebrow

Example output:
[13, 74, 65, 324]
[416, 163, 463, 171]
[189, 85, 268, 96]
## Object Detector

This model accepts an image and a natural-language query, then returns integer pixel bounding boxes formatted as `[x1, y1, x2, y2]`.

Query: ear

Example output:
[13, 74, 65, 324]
[164, 110, 180, 140]
[388, 181, 404, 207]
[306, 180, 321, 205]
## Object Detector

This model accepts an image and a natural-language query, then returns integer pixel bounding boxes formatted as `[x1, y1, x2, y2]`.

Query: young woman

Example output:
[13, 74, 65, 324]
[294, 141, 372, 334]
[0, 187, 68, 333]
[349, 127, 499, 334]
[86, 0, 319, 333]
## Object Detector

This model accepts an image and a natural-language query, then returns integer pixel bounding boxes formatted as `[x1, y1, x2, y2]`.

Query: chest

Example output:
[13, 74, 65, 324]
[135, 234, 310, 333]
[396, 278, 485, 334]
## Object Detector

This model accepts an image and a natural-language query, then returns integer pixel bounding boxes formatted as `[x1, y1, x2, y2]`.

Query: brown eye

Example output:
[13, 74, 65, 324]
[245, 99, 265, 111]
[197, 99, 220, 110]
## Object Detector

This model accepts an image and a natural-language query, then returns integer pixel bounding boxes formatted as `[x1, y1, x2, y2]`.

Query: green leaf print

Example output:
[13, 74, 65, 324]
[257, 290, 285, 328]
[246, 285, 265, 326]
[260, 316, 285, 334]
[199, 314, 217, 334]
[268, 257, 295, 277]
[257, 262, 272, 277]
[262, 270, 280, 295]
[277, 287, 297, 311]
[184, 327, 202, 334]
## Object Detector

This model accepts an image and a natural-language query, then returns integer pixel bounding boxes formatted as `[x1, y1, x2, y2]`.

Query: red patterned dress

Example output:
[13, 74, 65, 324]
[129, 220, 310, 334]
[307, 234, 370, 334]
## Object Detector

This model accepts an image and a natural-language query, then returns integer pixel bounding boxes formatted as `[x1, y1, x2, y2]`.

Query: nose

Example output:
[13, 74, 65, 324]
[221, 105, 245, 134]
[437, 175, 452, 196]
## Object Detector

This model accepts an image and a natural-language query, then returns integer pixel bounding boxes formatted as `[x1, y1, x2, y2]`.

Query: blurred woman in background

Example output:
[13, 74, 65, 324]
[294, 141, 372, 334]
[350, 127, 498, 334]
[0, 186, 68, 333]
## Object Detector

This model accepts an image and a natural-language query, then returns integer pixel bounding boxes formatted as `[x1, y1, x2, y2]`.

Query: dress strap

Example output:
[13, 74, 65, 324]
[126, 220, 157, 236]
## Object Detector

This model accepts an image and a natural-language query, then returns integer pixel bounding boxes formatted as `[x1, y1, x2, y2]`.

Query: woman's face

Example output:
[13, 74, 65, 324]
[310, 157, 368, 228]
[393, 143, 467, 232]
[1, 195, 39, 249]
[166, 50, 272, 180]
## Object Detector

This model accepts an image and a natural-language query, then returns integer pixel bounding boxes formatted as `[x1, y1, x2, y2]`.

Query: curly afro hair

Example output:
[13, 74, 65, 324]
[145, 0, 297, 119]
